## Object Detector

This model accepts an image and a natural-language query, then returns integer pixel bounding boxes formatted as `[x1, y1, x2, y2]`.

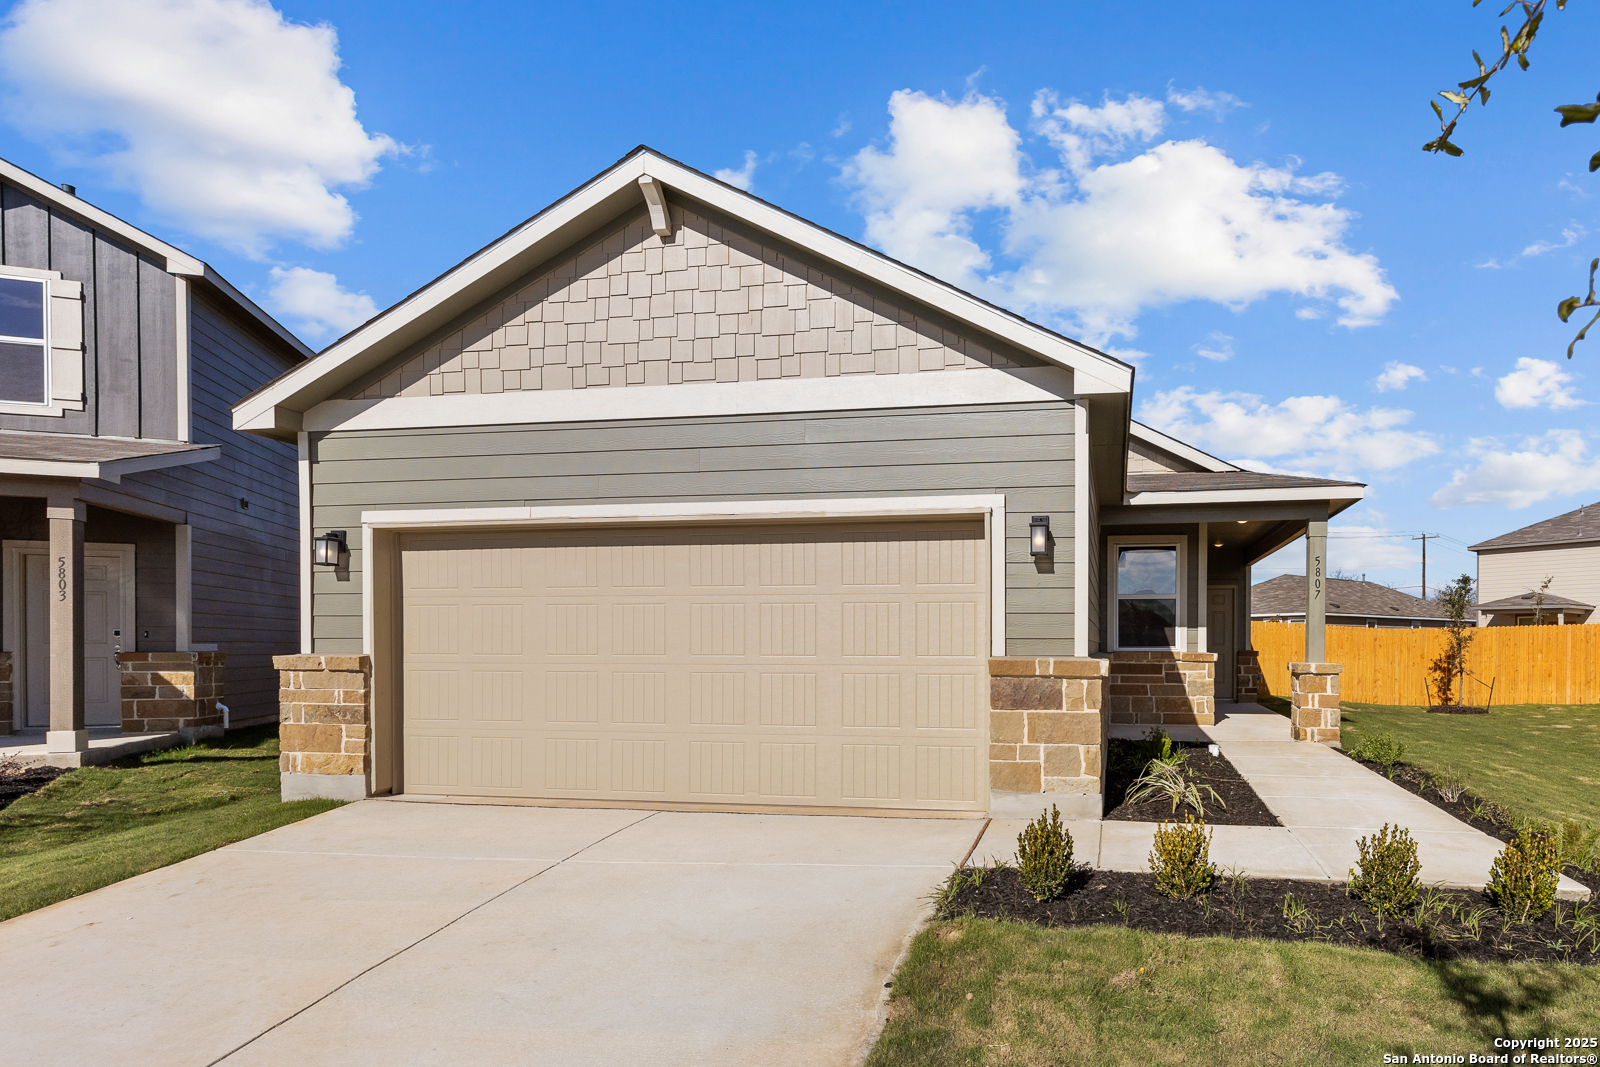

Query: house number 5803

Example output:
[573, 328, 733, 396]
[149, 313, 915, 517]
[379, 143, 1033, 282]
[57, 556, 67, 602]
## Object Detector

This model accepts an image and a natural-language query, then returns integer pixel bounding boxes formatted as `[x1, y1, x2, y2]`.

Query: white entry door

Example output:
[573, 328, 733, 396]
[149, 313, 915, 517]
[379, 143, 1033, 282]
[14, 543, 136, 728]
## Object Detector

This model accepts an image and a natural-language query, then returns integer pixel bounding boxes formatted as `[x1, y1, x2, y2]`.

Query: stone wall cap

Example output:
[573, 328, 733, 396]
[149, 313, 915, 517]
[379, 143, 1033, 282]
[989, 657, 1109, 679]
[274, 654, 372, 670]
[1288, 662, 1345, 674]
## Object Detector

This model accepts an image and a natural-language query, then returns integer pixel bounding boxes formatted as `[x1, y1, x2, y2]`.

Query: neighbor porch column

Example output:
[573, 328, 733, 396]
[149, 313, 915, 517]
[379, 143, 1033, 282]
[46, 498, 86, 753]
[1305, 519, 1327, 663]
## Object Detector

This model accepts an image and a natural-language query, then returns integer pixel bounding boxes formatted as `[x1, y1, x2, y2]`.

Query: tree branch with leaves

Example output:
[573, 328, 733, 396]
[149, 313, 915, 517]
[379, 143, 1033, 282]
[1424, 0, 1600, 356]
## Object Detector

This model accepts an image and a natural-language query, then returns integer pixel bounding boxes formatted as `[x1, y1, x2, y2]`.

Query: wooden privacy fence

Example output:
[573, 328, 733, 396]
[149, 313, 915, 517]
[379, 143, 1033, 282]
[1251, 621, 1600, 706]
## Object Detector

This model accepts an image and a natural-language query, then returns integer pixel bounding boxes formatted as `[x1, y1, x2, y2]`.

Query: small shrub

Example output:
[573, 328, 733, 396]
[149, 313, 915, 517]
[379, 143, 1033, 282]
[1149, 814, 1215, 899]
[1348, 823, 1422, 917]
[1015, 805, 1074, 902]
[1349, 732, 1406, 769]
[1487, 825, 1561, 921]
[1553, 819, 1600, 873]
[1429, 767, 1467, 804]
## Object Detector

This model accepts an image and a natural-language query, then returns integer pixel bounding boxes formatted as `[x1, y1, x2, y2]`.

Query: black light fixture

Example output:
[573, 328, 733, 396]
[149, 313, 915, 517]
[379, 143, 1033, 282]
[313, 530, 346, 567]
[1029, 515, 1052, 558]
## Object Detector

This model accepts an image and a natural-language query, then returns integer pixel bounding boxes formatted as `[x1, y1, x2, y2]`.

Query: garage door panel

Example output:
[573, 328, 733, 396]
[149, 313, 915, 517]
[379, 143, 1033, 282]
[399, 521, 988, 810]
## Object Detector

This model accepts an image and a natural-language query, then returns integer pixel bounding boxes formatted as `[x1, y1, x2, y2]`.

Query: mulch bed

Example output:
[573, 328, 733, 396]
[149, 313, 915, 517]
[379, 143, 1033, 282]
[1343, 752, 1600, 900]
[1103, 741, 1281, 827]
[1427, 705, 1489, 715]
[0, 763, 66, 810]
[941, 865, 1600, 966]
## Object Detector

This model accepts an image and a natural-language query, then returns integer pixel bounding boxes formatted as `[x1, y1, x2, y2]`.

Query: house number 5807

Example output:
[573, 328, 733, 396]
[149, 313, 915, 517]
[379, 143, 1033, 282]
[57, 556, 67, 602]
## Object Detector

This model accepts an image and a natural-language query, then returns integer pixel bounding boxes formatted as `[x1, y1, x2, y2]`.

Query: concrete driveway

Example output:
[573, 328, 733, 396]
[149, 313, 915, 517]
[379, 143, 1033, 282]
[6, 801, 980, 1067]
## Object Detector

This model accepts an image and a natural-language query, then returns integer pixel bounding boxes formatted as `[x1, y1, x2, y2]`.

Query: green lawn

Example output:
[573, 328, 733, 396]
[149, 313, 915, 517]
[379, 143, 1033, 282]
[0, 724, 342, 921]
[869, 919, 1600, 1067]
[1337, 701, 1600, 827]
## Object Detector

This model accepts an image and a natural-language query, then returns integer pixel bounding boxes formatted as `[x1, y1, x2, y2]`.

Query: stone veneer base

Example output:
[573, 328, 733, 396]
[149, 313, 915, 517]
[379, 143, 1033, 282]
[1290, 662, 1343, 744]
[988, 657, 1108, 814]
[1104, 651, 1217, 727]
[281, 771, 370, 803]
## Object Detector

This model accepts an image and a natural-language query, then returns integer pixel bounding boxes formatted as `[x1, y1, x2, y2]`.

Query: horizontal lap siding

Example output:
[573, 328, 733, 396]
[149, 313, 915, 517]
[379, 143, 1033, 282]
[310, 401, 1075, 656]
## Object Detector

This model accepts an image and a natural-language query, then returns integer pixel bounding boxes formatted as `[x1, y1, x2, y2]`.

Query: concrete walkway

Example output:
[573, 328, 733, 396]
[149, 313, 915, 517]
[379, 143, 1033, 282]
[978, 701, 1590, 901]
[3, 802, 976, 1067]
[0, 725, 183, 767]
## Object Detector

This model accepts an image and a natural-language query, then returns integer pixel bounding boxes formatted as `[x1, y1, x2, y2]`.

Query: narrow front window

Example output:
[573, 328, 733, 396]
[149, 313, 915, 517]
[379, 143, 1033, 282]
[1117, 546, 1177, 648]
[0, 277, 47, 404]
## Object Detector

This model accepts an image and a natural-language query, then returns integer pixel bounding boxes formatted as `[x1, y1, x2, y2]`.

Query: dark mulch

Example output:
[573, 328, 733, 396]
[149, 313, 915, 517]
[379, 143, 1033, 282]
[1427, 705, 1489, 715]
[0, 763, 66, 810]
[942, 865, 1600, 966]
[1343, 751, 1600, 900]
[1103, 741, 1280, 827]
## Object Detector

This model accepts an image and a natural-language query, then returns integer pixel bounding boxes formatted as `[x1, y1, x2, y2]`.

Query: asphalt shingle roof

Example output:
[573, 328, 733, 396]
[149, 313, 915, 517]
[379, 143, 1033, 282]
[1469, 501, 1600, 551]
[1474, 591, 1595, 613]
[1251, 574, 1448, 620]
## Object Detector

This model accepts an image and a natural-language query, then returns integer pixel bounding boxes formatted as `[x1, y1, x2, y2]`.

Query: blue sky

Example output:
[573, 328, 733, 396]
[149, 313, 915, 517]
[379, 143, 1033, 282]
[2, 0, 1597, 593]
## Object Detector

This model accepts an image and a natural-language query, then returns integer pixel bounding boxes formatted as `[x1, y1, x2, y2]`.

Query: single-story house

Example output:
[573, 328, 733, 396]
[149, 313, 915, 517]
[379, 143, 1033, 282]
[1251, 575, 1449, 628]
[1471, 502, 1600, 626]
[235, 147, 1365, 818]
[0, 157, 309, 763]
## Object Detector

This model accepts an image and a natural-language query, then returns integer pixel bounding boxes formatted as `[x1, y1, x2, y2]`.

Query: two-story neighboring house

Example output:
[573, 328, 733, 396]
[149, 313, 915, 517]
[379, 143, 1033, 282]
[0, 157, 310, 763]
[1471, 501, 1600, 625]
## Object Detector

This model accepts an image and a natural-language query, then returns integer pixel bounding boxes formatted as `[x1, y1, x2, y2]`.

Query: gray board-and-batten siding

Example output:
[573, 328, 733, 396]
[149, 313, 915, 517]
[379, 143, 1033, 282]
[308, 400, 1078, 657]
[0, 180, 179, 439]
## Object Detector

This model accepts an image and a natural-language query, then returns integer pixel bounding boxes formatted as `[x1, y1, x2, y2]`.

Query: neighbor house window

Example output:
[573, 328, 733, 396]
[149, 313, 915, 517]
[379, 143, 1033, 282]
[0, 275, 48, 405]
[1115, 545, 1179, 649]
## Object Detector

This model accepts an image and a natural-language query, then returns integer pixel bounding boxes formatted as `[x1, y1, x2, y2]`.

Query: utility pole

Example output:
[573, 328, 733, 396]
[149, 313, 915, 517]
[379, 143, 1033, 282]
[1412, 533, 1439, 599]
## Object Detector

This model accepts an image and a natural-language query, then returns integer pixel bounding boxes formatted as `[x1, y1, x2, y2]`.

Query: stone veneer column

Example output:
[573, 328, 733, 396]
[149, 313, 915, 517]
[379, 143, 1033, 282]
[117, 652, 226, 742]
[1104, 652, 1216, 726]
[1289, 662, 1342, 743]
[276, 654, 371, 801]
[988, 657, 1109, 819]
[1235, 650, 1262, 705]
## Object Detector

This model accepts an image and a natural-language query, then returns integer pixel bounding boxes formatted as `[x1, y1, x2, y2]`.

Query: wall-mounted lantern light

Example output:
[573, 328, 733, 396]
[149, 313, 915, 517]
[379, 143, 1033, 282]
[313, 530, 347, 567]
[1029, 515, 1052, 558]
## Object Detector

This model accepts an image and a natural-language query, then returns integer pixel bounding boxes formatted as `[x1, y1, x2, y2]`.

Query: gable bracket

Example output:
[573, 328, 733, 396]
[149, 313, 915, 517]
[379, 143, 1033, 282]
[638, 176, 672, 238]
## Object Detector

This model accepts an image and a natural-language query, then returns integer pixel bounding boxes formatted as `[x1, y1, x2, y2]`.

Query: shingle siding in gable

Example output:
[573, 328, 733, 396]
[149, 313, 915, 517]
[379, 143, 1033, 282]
[352, 205, 1034, 401]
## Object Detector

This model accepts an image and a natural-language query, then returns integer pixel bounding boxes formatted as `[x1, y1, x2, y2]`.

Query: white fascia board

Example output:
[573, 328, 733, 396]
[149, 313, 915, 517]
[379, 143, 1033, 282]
[1124, 485, 1366, 507]
[0, 446, 218, 485]
[197, 267, 315, 360]
[235, 150, 1133, 434]
[1129, 421, 1239, 472]
[306, 366, 1074, 433]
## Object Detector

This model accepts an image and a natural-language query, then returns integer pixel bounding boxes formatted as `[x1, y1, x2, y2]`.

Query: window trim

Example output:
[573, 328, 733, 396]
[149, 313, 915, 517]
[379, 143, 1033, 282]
[1107, 535, 1187, 652]
[0, 272, 50, 407]
[0, 265, 84, 419]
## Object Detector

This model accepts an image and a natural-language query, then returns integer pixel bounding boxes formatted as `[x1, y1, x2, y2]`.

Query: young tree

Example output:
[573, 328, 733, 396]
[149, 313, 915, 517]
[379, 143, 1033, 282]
[1532, 574, 1555, 624]
[1423, 0, 1600, 355]
[1428, 574, 1478, 706]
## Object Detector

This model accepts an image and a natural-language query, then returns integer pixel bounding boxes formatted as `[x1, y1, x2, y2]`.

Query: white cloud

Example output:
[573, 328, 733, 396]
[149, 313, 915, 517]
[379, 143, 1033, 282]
[0, 0, 398, 257]
[1295, 307, 1324, 320]
[1432, 430, 1600, 508]
[1522, 224, 1585, 258]
[1192, 331, 1233, 362]
[1495, 357, 1585, 409]
[842, 89, 1397, 347]
[831, 114, 851, 137]
[1165, 85, 1245, 118]
[266, 266, 377, 344]
[1138, 386, 1438, 475]
[1373, 361, 1427, 392]
[715, 150, 759, 191]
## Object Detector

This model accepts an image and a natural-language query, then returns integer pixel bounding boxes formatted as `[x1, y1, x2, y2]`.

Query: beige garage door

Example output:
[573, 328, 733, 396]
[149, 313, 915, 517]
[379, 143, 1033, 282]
[398, 520, 989, 812]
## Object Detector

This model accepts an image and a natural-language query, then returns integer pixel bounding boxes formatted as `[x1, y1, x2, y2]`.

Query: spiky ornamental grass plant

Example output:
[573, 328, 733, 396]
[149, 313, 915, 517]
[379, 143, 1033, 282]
[1016, 805, 1074, 902]
[1348, 824, 1422, 918]
[1488, 825, 1561, 922]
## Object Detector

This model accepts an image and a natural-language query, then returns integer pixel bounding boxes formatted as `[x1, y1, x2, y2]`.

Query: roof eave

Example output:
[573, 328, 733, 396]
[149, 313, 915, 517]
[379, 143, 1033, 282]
[233, 147, 1136, 438]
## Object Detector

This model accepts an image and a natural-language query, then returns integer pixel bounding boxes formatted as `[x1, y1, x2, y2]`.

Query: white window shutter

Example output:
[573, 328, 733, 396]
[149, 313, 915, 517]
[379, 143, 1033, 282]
[48, 277, 85, 409]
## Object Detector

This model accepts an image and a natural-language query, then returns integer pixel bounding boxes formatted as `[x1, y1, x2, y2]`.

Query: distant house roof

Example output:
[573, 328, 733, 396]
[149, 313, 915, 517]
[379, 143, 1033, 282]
[1470, 501, 1600, 552]
[1474, 590, 1595, 614]
[1127, 472, 1365, 493]
[1251, 574, 1448, 621]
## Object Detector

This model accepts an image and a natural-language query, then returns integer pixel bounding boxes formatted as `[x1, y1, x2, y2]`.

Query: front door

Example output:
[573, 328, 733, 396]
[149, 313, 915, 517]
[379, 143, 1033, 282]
[1208, 586, 1236, 700]
[21, 544, 134, 728]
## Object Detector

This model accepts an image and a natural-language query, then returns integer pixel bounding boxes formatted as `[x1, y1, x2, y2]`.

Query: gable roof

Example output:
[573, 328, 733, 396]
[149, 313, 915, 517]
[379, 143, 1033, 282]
[232, 146, 1136, 439]
[1128, 421, 1240, 473]
[1251, 574, 1446, 620]
[1470, 501, 1600, 552]
[0, 156, 312, 362]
